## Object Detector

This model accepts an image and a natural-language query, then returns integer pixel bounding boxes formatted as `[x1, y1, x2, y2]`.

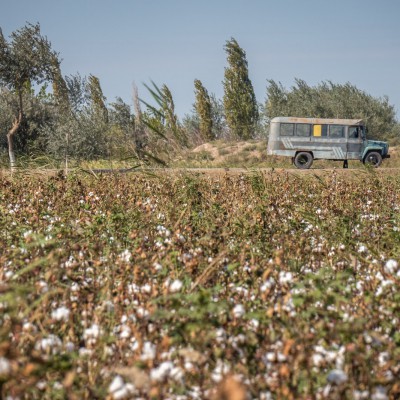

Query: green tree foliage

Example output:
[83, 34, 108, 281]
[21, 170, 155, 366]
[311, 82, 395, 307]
[51, 58, 69, 110]
[0, 87, 53, 159]
[161, 84, 188, 147]
[266, 79, 398, 140]
[141, 81, 188, 153]
[210, 94, 227, 140]
[88, 74, 108, 122]
[43, 74, 109, 165]
[223, 38, 258, 140]
[194, 79, 214, 141]
[0, 22, 60, 169]
[108, 97, 146, 158]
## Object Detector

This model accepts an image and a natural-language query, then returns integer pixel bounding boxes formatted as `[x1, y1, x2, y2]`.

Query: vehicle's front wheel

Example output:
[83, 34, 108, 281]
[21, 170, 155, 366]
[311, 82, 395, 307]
[363, 151, 382, 167]
[294, 152, 313, 169]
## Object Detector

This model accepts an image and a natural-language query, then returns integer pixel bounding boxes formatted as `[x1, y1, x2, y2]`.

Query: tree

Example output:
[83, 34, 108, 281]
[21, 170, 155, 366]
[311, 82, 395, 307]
[161, 84, 188, 147]
[0, 22, 60, 169]
[51, 58, 69, 110]
[223, 38, 258, 140]
[210, 94, 227, 140]
[194, 79, 214, 141]
[88, 74, 108, 122]
[141, 81, 188, 149]
[43, 73, 109, 167]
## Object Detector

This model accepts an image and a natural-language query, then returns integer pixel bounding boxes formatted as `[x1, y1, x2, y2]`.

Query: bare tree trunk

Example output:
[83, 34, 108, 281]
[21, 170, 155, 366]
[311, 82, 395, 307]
[7, 113, 21, 172]
[7, 91, 24, 172]
[65, 129, 69, 175]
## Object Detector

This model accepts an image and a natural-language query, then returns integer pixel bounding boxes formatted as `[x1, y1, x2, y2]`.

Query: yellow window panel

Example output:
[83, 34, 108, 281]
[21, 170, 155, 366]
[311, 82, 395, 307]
[313, 125, 321, 137]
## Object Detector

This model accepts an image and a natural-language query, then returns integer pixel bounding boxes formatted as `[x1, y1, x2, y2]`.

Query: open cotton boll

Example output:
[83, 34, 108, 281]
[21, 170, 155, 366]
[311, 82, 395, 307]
[232, 304, 245, 318]
[327, 369, 347, 385]
[384, 259, 398, 274]
[0, 357, 11, 376]
[169, 279, 183, 293]
[51, 306, 70, 322]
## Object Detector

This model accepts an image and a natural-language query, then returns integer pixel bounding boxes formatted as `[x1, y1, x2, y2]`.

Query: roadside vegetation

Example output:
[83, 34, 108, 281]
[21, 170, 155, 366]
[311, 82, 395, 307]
[1, 171, 400, 399]
[1, 23, 399, 171]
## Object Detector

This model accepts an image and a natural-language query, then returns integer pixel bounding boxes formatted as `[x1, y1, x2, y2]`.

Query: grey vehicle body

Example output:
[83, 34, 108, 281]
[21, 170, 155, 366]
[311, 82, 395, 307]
[267, 117, 390, 169]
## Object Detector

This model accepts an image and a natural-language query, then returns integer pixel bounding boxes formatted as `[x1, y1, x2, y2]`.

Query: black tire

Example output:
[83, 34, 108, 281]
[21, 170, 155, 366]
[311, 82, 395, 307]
[294, 152, 313, 169]
[363, 151, 382, 167]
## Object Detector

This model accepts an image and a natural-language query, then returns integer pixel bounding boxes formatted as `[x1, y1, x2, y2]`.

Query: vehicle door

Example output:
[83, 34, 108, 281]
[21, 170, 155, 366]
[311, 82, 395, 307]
[346, 126, 363, 160]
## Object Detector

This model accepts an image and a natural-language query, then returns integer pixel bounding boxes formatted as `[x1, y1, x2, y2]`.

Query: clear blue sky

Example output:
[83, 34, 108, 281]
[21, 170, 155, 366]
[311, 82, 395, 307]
[1, 0, 400, 118]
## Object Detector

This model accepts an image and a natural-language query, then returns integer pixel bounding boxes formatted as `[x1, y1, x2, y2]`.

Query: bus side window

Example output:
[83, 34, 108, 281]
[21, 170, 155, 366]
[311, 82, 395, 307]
[349, 126, 359, 138]
[313, 125, 328, 137]
[296, 124, 311, 136]
[330, 125, 345, 138]
[280, 123, 294, 136]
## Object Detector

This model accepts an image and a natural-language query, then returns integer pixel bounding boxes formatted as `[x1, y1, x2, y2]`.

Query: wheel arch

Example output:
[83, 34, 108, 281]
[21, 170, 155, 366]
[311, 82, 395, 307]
[362, 147, 382, 161]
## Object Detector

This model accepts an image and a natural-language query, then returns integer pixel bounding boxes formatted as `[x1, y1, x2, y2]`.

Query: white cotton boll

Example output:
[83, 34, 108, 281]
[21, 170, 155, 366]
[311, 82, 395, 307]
[215, 328, 226, 343]
[109, 375, 124, 394]
[371, 386, 388, 400]
[71, 283, 80, 292]
[384, 259, 398, 274]
[211, 360, 230, 382]
[141, 342, 156, 361]
[358, 245, 367, 253]
[277, 352, 287, 362]
[279, 271, 293, 285]
[22, 322, 37, 332]
[79, 347, 93, 357]
[169, 279, 183, 293]
[260, 278, 275, 292]
[312, 353, 324, 367]
[264, 352, 276, 363]
[136, 307, 149, 318]
[119, 325, 131, 339]
[153, 262, 163, 271]
[141, 284, 152, 294]
[378, 352, 389, 366]
[0, 357, 11, 376]
[170, 366, 184, 381]
[37, 280, 49, 293]
[327, 369, 348, 385]
[51, 306, 70, 322]
[375, 280, 393, 296]
[184, 361, 194, 371]
[65, 341, 75, 352]
[112, 386, 131, 400]
[36, 380, 47, 390]
[35, 335, 62, 355]
[4, 270, 14, 279]
[150, 361, 173, 381]
[119, 250, 132, 263]
[249, 319, 259, 329]
[232, 304, 245, 318]
[83, 324, 101, 344]
[353, 390, 370, 400]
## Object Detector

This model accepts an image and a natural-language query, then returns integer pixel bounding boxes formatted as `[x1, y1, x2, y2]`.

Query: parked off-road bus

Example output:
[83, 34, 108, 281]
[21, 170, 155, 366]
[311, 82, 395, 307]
[267, 117, 390, 169]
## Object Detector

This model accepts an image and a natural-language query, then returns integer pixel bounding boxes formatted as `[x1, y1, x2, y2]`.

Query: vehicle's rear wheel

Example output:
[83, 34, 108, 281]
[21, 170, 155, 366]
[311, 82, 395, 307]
[363, 151, 382, 167]
[294, 152, 313, 169]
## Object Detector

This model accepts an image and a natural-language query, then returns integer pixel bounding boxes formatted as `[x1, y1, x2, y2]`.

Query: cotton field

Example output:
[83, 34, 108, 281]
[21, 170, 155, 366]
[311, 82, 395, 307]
[0, 170, 399, 399]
